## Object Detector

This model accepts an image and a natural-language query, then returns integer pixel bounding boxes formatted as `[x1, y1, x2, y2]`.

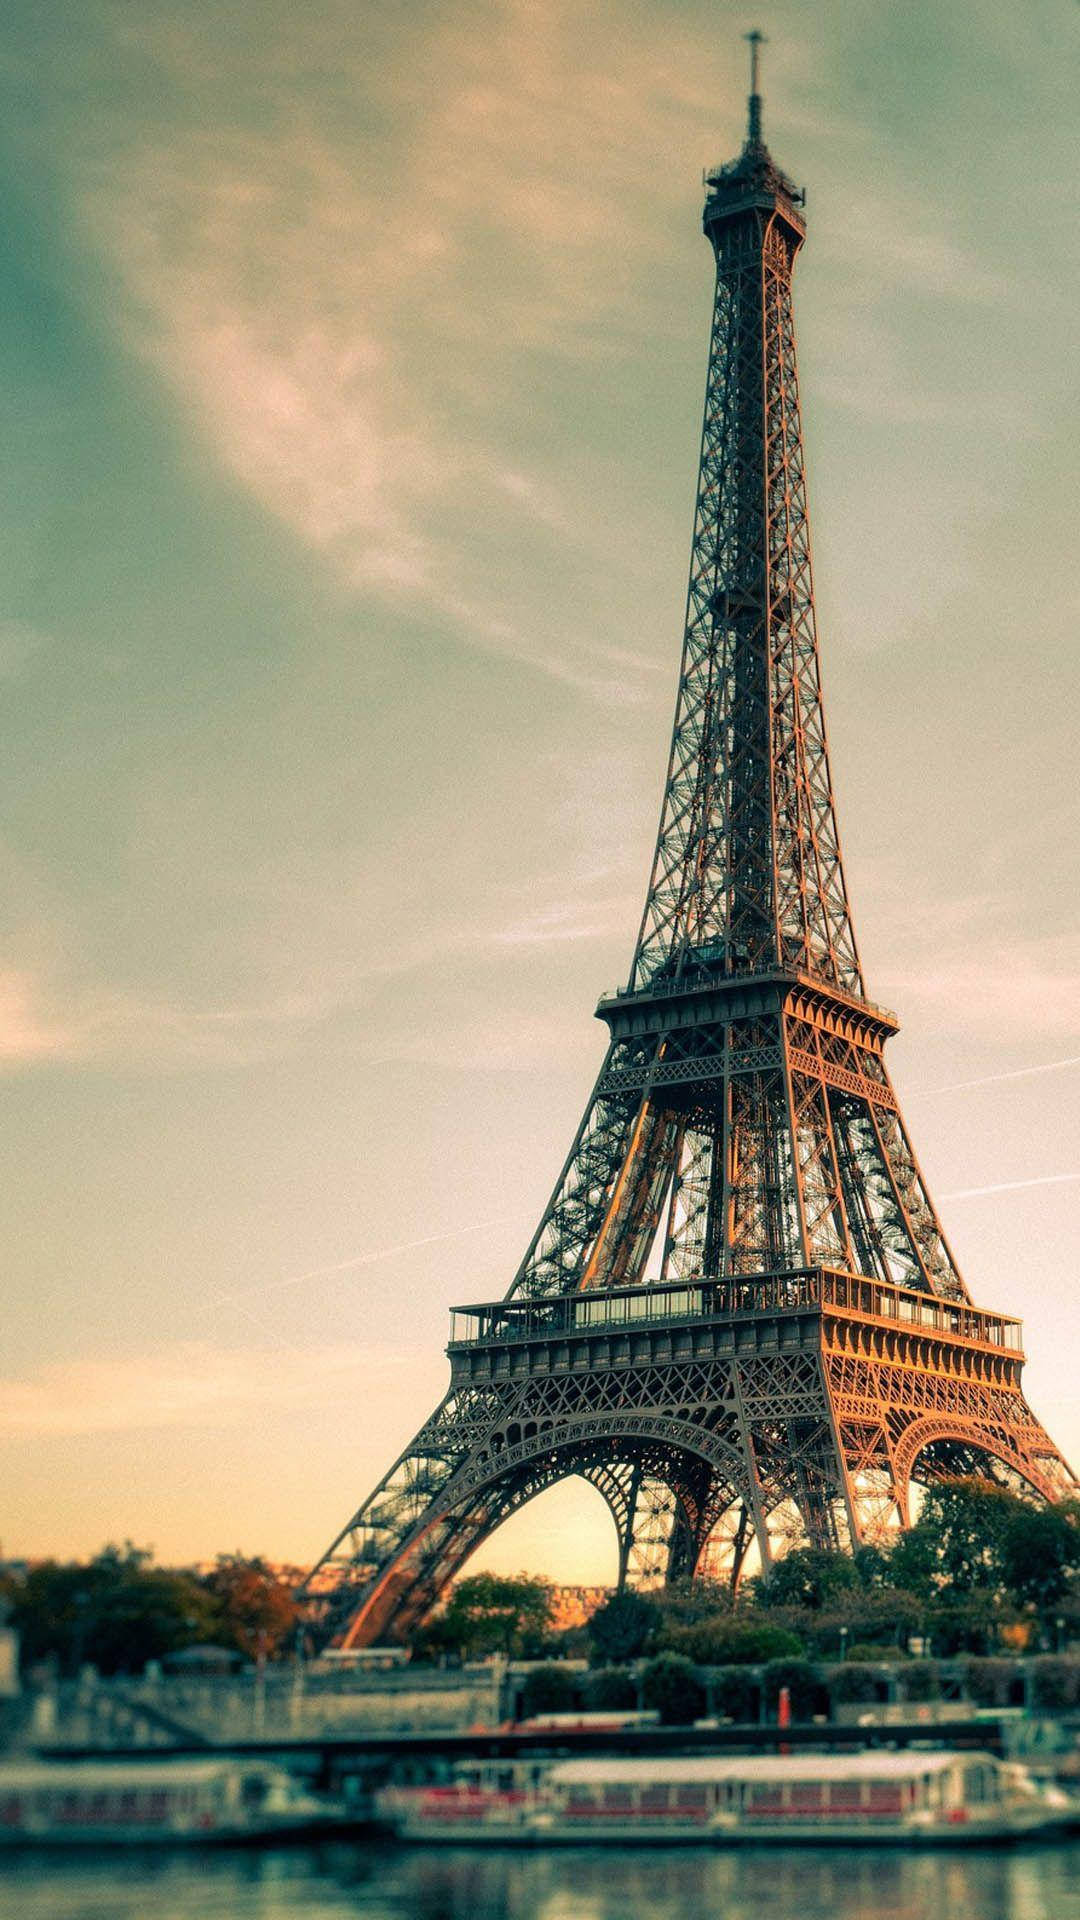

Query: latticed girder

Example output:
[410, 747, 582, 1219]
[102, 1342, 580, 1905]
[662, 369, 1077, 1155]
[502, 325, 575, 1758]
[505, 989, 967, 1303]
[629, 148, 860, 998]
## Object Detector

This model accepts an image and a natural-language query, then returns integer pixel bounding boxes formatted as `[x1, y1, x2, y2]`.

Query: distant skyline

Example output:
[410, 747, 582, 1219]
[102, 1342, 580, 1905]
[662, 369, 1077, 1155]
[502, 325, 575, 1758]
[1, 0, 1077, 1581]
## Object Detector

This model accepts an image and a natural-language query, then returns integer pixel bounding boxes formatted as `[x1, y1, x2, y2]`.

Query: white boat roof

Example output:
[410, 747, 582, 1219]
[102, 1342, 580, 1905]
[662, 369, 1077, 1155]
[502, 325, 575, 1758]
[548, 1751, 988, 1786]
[0, 1759, 271, 1789]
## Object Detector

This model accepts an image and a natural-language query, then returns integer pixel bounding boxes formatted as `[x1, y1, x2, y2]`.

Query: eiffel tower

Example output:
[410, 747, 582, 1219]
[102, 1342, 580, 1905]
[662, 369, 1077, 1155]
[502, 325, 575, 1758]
[305, 39, 1074, 1646]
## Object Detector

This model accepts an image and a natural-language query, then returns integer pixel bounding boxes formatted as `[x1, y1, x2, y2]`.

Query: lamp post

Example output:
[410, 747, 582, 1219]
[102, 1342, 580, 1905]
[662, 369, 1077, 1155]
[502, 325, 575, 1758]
[839, 1625, 848, 1663]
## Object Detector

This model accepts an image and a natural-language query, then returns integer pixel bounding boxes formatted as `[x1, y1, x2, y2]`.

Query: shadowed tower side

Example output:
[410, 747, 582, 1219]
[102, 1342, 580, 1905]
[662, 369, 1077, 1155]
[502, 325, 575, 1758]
[301, 41, 1075, 1647]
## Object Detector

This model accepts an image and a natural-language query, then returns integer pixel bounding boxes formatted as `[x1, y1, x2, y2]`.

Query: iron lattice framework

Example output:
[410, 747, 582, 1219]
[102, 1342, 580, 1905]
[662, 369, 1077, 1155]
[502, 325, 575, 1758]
[303, 54, 1074, 1646]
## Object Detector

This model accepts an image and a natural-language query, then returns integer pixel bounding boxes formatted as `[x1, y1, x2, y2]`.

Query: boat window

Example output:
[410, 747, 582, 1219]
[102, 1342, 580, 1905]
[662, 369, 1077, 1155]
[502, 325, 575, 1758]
[867, 1781, 902, 1809]
[640, 1785, 670, 1811]
[787, 1781, 825, 1815]
[966, 1766, 995, 1804]
[674, 1785, 709, 1811]
[824, 1780, 861, 1811]
[602, 1785, 635, 1811]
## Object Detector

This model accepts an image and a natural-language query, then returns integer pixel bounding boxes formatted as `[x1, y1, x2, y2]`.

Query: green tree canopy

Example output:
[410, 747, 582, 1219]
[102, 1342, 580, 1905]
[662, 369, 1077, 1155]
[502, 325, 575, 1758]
[6, 1546, 217, 1675]
[436, 1573, 553, 1659]
[757, 1547, 859, 1611]
[586, 1589, 659, 1665]
[886, 1478, 1073, 1625]
[999, 1501, 1080, 1613]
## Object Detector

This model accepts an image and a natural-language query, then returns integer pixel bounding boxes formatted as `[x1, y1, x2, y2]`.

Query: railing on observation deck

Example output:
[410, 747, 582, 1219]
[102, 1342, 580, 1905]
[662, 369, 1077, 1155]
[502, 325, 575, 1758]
[448, 1268, 1022, 1355]
[595, 969, 899, 1028]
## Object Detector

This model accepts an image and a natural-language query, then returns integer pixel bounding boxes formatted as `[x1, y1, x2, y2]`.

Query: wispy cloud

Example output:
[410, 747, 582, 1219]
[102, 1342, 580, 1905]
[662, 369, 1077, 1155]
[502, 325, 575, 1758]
[0, 969, 79, 1064]
[196, 1216, 520, 1314]
[941, 1173, 1080, 1203]
[909, 1054, 1080, 1098]
[0, 1339, 413, 1439]
[59, 0, 726, 681]
[884, 916, 1080, 1050]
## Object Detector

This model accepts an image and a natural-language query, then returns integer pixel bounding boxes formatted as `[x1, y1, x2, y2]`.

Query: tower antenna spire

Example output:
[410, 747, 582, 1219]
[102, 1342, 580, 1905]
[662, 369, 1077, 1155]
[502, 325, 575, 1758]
[745, 28, 766, 144]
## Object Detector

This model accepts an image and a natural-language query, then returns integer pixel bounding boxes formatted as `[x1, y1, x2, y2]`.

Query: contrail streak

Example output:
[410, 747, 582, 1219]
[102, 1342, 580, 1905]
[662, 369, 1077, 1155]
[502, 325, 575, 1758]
[940, 1172, 1080, 1202]
[908, 1055, 1080, 1097]
[196, 1215, 521, 1314]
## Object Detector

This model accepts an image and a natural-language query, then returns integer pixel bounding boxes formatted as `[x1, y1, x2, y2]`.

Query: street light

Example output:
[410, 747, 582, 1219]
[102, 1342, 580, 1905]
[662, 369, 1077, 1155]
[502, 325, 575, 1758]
[839, 1626, 848, 1663]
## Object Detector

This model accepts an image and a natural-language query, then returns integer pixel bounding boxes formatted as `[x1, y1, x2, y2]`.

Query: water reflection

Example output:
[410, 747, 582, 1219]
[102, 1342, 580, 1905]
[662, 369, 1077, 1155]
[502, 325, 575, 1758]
[0, 1841, 1077, 1920]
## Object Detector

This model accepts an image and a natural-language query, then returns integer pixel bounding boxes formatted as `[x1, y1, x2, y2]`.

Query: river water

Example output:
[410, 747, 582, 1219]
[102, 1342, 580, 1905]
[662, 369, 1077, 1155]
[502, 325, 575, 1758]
[2, 1841, 1078, 1920]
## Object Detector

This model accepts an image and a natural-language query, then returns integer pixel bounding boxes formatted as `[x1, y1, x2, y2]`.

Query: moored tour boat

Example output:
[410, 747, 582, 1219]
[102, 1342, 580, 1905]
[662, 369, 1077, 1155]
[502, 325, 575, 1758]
[380, 1760, 548, 1842]
[382, 1750, 1073, 1846]
[0, 1757, 345, 1845]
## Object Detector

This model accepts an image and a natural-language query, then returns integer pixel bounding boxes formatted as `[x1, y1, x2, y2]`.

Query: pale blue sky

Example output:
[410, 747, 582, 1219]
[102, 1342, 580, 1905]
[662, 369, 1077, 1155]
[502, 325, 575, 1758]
[1, 0, 1077, 1578]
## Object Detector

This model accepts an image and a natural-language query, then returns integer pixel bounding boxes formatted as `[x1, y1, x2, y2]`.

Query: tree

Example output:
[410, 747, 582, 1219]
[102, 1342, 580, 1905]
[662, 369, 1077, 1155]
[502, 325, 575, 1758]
[1000, 1502, 1080, 1614]
[200, 1554, 297, 1660]
[890, 1479, 1015, 1598]
[437, 1573, 553, 1659]
[586, 1589, 659, 1665]
[758, 1548, 858, 1611]
[7, 1546, 216, 1674]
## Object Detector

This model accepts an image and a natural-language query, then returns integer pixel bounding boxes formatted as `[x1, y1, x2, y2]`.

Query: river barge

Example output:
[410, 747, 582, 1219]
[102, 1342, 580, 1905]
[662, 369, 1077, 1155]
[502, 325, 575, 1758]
[0, 1758, 346, 1845]
[382, 1750, 1073, 1845]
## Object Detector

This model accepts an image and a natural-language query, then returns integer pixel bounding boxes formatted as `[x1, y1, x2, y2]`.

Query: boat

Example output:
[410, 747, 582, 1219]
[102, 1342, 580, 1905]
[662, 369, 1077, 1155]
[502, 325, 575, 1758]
[379, 1759, 548, 1842]
[536, 1752, 1074, 1844]
[0, 1757, 347, 1845]
[381, 1750, 1074, 1845]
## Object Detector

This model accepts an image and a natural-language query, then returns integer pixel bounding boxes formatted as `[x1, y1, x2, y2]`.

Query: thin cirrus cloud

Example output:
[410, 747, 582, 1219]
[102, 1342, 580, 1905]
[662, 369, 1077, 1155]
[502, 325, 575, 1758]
[0, 1339, 423, 1439]
[71, 5, 712, 624]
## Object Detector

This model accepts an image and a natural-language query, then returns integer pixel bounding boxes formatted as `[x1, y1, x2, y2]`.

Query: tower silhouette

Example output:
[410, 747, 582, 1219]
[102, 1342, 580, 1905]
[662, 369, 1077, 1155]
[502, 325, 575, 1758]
[305, 43, 1074, 1645]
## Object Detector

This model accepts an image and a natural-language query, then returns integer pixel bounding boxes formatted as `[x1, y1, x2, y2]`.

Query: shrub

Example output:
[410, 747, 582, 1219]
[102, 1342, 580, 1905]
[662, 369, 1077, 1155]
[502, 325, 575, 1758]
[964, 1658, 1018, 1708]
[583, 1667, 637, 1712]
[827, 1662, 884, 1705]
[709, 1666, 758, 1723]
[662, 1620, 805, 1666]
[761, 1659, 821, 1720]
[898, 1660, 940, 1703]
[640, 1654, 706, 1726]
[519, 1665, 579, 1717]
[1028, 1657, 1080, 1711]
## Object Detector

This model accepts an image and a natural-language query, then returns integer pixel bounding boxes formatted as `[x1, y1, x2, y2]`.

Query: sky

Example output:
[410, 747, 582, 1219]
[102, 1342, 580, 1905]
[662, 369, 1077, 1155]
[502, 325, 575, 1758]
[0, 0, 1077, 1585]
